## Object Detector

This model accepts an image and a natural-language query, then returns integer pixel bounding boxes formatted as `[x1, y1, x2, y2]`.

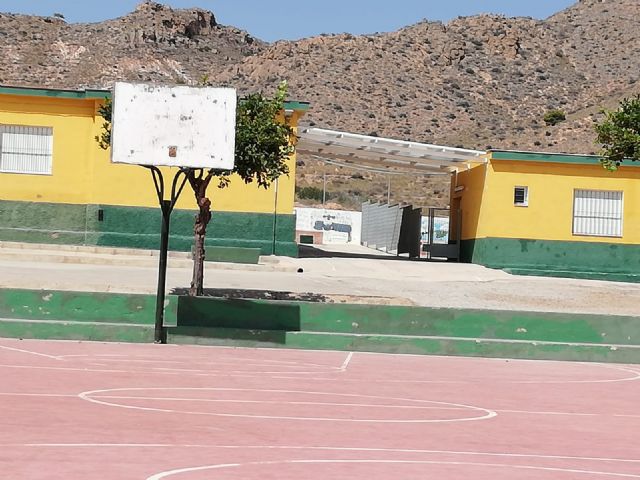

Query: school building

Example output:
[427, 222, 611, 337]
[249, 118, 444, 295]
[0, 85, 309, 258]
[452, 150, 640, 282]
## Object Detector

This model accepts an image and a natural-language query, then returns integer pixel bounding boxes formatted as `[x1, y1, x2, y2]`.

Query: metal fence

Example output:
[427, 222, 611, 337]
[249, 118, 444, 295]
[361, 202, 421, 257]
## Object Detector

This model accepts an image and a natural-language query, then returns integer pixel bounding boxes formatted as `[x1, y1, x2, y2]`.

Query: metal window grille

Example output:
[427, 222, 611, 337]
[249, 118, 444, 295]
[0, 125, 53, 175]
[573, 189, 623, 237]
[514, 186, 528, 206]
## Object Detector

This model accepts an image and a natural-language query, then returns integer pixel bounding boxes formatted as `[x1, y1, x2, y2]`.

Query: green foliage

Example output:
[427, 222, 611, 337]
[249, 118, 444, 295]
[234, 81, 294, 188]
[595, 94, 640, 171]
[95, 82, 294, 189]
[543, 109, 566, 126]
[94, 98, 112, 150]
[296, 186, 327, 202]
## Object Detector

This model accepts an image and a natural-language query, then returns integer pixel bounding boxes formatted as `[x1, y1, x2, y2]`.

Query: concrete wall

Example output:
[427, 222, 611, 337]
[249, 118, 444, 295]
[295, 207, 361, 244]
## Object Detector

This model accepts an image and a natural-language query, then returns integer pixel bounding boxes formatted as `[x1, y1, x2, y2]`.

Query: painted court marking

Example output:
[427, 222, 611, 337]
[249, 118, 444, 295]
[78, 387, 497, 423]
[146, 459, 640, 480]
[0, 344, 62, 360]
[1, 359, 637, 385]
[340, 352, 354, 371]
[1, 389, 638, 419]
[2, 344, 638, 385]
[9, 444, 640, 464]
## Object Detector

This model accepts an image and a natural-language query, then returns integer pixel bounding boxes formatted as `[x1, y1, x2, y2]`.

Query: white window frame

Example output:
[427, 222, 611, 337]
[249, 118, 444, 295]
[514, 186, 529, 207]
[0, 124, 53, 175]
[572, 189, 623, 238]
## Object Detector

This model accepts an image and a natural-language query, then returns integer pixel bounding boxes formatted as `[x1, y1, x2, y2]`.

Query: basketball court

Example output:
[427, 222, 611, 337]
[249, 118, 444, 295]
[1, 338, 639, 479]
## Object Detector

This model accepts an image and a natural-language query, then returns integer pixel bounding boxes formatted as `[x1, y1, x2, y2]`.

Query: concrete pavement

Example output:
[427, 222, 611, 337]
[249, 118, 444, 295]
[0, 241, 638, 316]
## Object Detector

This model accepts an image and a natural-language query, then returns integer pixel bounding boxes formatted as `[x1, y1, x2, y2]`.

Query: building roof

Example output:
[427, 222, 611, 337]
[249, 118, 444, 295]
[297, 127, 486, 175]
[0, 85, 310, 112]
[0, 85, 110, 100]
[490, 149, 639, 167]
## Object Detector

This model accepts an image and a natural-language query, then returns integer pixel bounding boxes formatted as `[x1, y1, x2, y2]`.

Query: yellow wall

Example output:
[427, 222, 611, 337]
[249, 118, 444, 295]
[451, 161, 489, 240]
[458, 158, 640, 243]
[0, 95, 95, 204]
[1, 94, 302, 215]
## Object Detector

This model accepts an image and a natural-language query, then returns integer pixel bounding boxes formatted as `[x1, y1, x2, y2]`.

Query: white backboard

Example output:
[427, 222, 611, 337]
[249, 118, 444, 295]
[110, 82, 236, 170]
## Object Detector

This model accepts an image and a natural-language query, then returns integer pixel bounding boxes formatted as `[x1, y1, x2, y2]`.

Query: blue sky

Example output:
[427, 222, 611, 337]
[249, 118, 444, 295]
[0, 1, 577, 42]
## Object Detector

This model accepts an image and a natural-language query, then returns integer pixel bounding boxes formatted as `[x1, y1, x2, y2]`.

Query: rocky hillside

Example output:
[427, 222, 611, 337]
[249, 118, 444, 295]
[1, 0, 638, 209]
[0, 2, 263, 88]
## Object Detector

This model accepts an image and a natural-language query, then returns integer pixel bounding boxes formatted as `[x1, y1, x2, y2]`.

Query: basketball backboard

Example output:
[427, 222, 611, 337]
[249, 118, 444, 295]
[110, 82, 236, 170]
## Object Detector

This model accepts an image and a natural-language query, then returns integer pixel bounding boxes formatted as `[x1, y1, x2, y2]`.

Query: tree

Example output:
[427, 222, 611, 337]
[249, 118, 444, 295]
[96, 82, 295, 296]
[595, 94, 640, 171]
[543, 109, 566, 126]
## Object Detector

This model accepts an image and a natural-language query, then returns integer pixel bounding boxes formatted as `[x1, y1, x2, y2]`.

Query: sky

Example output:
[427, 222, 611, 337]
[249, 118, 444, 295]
[0, 0, 577, 42]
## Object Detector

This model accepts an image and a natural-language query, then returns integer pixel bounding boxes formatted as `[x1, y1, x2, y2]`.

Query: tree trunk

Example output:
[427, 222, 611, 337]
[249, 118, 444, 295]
[188, 170, 214, 297]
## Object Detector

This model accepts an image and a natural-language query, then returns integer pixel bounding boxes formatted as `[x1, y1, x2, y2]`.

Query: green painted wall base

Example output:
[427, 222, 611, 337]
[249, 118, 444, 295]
[169, 296, 640, 363]
[0, 288, 177, 326]
[0, 319, 154, 343]
[203, 246, 261, 264]
[169, 328, 640, 364]
[0, 200, 298, 257]
[462, 237, 640, 283]
[3, 289, 640, 364]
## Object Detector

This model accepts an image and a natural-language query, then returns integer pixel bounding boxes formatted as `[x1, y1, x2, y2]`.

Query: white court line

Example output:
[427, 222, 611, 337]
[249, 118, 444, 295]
[0, 389, 635, 419]
[0, 390, 635, 419]
[91, 395, 471, 411]
[0, 364, 336, 378]
[78, 387, 497, 423]
[147, 459, 640, 480]
[8, 444, 640, 464]
[56, 354, 128, 358]
[12, 338, 640, 368]
[340, 352, 354, 371]
[0, 393, 75, 398]
[497, 409, 640, 419]
[513, 365, 640, 384]
[0, 360, 637, 386]
[0, 344, 62, 360]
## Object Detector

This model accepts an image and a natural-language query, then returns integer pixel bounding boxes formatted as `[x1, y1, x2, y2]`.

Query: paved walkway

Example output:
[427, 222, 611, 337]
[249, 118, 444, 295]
[0, 242, 638, 316]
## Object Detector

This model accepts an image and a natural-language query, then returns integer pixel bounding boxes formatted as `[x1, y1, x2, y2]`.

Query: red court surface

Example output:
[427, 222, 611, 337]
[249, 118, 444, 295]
[1, 338, 639, 479]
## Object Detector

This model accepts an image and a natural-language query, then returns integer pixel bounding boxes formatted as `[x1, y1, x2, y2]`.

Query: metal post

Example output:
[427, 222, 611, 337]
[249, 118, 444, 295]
[146, 166, 189, 344]
[154, 199, 171, 343]
[387, 176, 391, 204]
[322, 167, 327, 206]
[272, 178, 279, 255]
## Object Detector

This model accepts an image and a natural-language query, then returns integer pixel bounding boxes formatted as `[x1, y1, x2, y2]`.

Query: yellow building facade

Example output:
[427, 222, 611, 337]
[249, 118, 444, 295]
[0, 86, 309, 256]
[452, 150, 640, 282]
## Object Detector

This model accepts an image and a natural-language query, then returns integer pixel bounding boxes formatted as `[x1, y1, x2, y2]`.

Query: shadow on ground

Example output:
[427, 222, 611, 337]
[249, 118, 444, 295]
[171, 287, 330, 303]
[297, 244, 435, 261]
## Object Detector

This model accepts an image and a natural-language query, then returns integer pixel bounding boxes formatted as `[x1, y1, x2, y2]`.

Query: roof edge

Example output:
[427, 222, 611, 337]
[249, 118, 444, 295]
[490, 149, 640, 167]
[0, 85, 310, 111]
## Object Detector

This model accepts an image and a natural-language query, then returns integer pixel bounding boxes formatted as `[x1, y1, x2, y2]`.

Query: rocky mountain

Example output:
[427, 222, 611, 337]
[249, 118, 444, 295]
[1, 0, 638, 209]
[0, 2, 263, 88]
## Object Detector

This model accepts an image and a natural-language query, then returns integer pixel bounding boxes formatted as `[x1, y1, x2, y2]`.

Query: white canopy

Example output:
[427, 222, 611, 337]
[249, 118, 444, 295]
[296, 128, 486, 175]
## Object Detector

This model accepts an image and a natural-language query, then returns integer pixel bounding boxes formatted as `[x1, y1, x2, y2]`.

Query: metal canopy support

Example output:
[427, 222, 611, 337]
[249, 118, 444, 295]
[146, 166, 190, 344]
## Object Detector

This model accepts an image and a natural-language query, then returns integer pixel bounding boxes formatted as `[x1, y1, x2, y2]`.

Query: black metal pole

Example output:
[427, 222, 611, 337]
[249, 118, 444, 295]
[154, 199, 172, 343]
[145, 166, 189, 345]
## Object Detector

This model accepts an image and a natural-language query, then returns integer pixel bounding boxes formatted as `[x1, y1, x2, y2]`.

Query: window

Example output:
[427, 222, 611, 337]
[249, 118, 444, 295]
[514, 186, 528, 206]
[573, 189, 623, 237]
[0, 125, 53, 175]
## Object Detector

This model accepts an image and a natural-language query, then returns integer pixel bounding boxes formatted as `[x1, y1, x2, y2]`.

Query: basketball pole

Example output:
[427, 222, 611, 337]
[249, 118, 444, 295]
[146, 166, 190, 344]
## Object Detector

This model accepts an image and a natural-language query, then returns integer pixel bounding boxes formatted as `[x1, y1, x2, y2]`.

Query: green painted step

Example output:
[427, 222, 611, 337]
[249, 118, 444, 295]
[203, 246, 261, 264]
[0, 289, 177, 326]
[504, 267, 640, 284]
[0, 318, 154, 343]
[176, 297, 640, 346]
[168, 327, 640, 364]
